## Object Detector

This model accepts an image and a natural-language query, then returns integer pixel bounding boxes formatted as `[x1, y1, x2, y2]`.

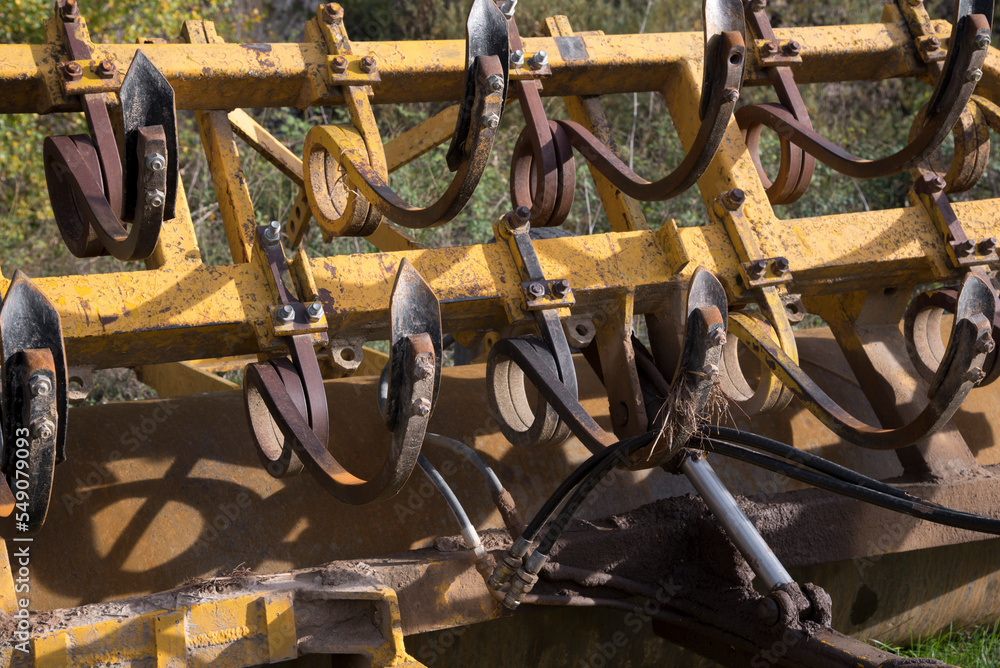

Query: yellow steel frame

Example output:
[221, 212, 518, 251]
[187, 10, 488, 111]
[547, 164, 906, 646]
[0, 5, 994, 375]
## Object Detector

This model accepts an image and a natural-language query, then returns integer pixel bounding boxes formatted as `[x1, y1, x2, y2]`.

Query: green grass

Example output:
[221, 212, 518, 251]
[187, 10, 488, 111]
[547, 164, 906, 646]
[873, 621, 1000, 667]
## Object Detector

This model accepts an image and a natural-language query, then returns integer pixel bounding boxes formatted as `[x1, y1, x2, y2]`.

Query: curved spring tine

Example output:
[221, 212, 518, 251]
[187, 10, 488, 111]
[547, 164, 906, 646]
[729, 273, 996, 450]
[736, 11, 992, 179]
[322, 54, 505, 229]
[629, 268, 729, 467]
[447, 0, 509, 170]
[43, 51, 175, 261]
[245, 334, 435, 505]
[385, 259, 442, 430]
[554, 22, 745, 201]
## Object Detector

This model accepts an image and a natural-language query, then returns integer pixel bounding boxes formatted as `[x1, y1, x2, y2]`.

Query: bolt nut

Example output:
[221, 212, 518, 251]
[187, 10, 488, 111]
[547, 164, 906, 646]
[974, 33, 992, 50]
[95, 59, 116, 78]
[264, 220, 281, 244]
[709, 329, 727, 347]
[330, 56, 349, 74]
[968, 69, 983, 83]
[411, 397, 432, 417]
[509, 206, 531, 228]
[926, 36, 941, 49]
[528, 282, 546, 298]
[782, 40, 801, 56]
[967, 367, 987, 384]
[703, 363, 720, 381]
[61, 61, 83, 81]
[146, 189, 165, 208]
[772, 257, 790, 276]
[979, 237, 998, 254]
[60, 0, 80, 21]
[749, 0, 767, 11]
[531, 50, 548, 67]
[721, 188, 746, 211]
[145, 153, 166, 172]
[510, 49, 525, 66]
[322, 2, 344, 23]
[927, 175, 947, 192]
[486, 74, 504, 93]
[483, 113, 500, 129]
[975, 332, 995, 354]
[761, 41, 779, 56]
[757, 597, 780, 625]
[551, 279, 571, 297]
[747, 259, 767, 279]
[723, 87, 740, 103]
[30, 375, 52, 397]
[276, 304, 295, 324]
[955, 240, 975, 257]
[360, 55, 377, 74]
[306, 302, 324, 322]
[500, 0, 517, 17]
[31, 418, 55, 441]
[413, 355, 434, 380]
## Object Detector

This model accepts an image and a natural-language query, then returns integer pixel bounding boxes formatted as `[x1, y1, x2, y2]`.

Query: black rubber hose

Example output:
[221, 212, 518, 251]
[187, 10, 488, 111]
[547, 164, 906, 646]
[702, 425, 936, 506]
[702, 438, 1000, 535]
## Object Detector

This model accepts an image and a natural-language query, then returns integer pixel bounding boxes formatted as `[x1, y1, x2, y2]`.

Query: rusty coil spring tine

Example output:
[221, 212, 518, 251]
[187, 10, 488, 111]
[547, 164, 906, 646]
[44, 135, 107, 257]
[245, 333, 434, 505]
[729, 273, 995, 450]
[909, 98, 991, 193]
[554, 31, 745, 201]
[243, 358, 307, 477]
[44, 126, 168, 261]
[736, 14, 991, 180]
[323, 55, 505, 229]
[487, 336, 573, 449]
[904, 286, 1000, 386]
[489, 337, 615, 454]
[510, 121, 576, 227]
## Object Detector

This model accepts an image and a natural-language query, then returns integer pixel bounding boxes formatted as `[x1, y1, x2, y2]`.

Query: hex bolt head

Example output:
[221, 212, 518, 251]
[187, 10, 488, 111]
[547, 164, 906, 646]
[30, 375, 52, 397]
[968, 69, 983, 83]
[95, 59, 116, 78]
[31, 418, 55, 441]
[532, 50, 548, 67]
[146, 189, 165, 208]
[979, 237, 998, 254]
[782, 40, 801, 56]
[306, 302, 324, 322]
[61, 61, 83, 81]
[756, 597, 780, 625]
[551, 279, 571, 297]
[411, 397, 432, 417]
[772, 257, 790, 276]
[748, 0, 767, 11]
[747, 259, 768, 279]
[508, 206, 531, 228]
[723, 87, 740, 103]
[528, 282, 546, 299]
[955, 240, 975, 257]
[703, 363, 720, 381]
[486, 74, 504, 93]
[500, 0, 517, 17]
[483, 113, 500, 129]
[926, 36, 941, 49]
[145, 153, 166, 172]
[330, 56, 349, 74]
[926, 174, 947, 192]
[60, 0, 80, 21]
[413, 355, 434, 380]
[360, 55, 377, 73]
[322, 2, 344, 23]
[974, 33, 992, 50]
[967, 367, 987, 384]
[709, 329, 727, 347]
[277, 304, 295, 324]
[264, 220, 281, 244]
[721, 188, 746, 211]
[510, 49, 525, 66]
[761, 41, 779, 56]
[975, 332, 995, 354]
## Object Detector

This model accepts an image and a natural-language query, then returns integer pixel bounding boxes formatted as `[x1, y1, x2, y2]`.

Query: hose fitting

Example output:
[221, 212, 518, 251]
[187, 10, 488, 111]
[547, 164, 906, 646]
[502, 550, 547, 610]
[488, 536, 530, 591]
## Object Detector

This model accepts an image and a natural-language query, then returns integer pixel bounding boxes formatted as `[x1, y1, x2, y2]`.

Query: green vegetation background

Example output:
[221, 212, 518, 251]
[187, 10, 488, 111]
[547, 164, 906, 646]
[0, 1, 998, 662]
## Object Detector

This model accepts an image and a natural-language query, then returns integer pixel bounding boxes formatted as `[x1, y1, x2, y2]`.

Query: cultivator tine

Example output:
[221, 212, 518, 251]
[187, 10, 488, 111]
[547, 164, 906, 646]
[8, 0, 1000, 664]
